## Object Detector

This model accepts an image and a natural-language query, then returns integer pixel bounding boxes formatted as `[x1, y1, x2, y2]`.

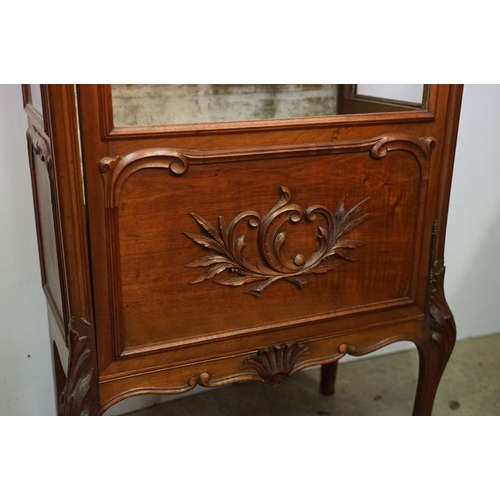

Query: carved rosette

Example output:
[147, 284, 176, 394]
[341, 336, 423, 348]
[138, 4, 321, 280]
[184, 187, 370, 296]
[241, 343, 309, 386]
[58, 331, 97, 416]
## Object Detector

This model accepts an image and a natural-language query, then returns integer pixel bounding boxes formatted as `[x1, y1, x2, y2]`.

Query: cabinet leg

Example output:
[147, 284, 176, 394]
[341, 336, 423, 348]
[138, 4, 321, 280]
[413, 260, 456, 416]
[320, 361, 338, 396]
[413, 340, 448, 415]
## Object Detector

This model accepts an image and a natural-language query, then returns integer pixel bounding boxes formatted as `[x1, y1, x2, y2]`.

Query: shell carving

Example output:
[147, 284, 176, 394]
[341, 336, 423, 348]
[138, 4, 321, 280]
[242, 343, 309, 387]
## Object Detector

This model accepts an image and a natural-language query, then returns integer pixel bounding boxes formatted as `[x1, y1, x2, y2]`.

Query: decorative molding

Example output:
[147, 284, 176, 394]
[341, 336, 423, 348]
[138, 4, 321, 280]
[338, 343, 357, 355]
[240, 343, 309, 386]
[99, 149, 190, 208]
[370, 135, 435, 181]
[188, 371, 260, 389]
[58, 330, 97, 416]
[101, 337, 366, 411]
[98, 134, 435, 209]
[184, 187, 370, 296]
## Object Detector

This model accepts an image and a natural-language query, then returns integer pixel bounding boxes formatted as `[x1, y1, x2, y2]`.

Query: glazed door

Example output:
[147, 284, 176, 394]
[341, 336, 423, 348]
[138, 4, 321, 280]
[77, 84, 459, 393]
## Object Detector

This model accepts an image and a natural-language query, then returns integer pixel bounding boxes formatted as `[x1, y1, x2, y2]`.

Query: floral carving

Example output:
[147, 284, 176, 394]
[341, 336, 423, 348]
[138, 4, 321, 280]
[184, 187, 369, 296]
[241, 343, 309, 386]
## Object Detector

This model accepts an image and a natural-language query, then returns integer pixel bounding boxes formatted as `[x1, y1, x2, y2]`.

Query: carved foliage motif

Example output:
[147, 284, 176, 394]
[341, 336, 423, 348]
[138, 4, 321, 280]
[241, 343, 309, 386]
[58, 331, 96, 416]
[428, 221, 457, 357]
[184, 187, 370, 296]
[429, 258, 456, 355]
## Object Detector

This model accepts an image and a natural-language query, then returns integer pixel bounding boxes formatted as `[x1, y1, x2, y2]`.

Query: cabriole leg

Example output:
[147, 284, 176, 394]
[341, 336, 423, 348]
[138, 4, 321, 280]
[413, 259, 456, 416]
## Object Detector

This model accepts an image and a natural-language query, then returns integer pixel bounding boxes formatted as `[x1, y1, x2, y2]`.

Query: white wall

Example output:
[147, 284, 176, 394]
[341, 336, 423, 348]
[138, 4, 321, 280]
[0, 84, 56, 415]
[446, 84, 500, 339]
[1, 84, 499, 415]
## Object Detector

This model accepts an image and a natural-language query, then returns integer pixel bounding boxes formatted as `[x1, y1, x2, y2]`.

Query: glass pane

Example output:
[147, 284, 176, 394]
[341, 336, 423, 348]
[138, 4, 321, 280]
[112, 84, 338, 126]
[356, 84, 424, 104]
[111, 84, 427, 127]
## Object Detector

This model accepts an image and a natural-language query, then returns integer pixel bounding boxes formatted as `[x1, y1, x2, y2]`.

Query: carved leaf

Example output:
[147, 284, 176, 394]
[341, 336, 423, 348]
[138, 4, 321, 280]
[345, 198, 368, 221]
[335, 239, 365, 249]
[191, 213, 223, 244]
[185, 255, 233, 267]
[286, 276, 309, 288]
[343, 212, 370, 234]
[58, 331, 97, 416]
[332, 248, 357, 261]
[219, 216, 229, 246]
[183, 231, 224, 252]
[189, 264, 232, 284]
[311, 262, 344, 273]
[234, 234, 247, 257]
[245, 278, 279, 296]
[215, 275, 262, 286]
[335, 197, 345, 220]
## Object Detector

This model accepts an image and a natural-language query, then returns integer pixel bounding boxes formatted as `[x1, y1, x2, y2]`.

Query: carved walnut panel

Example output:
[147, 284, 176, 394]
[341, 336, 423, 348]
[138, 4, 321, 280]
[100, 135, 431, 360]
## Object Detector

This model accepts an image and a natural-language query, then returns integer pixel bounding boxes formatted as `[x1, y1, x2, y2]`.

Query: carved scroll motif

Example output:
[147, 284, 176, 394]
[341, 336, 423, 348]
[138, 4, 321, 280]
[99, 149, 190, 208]
[184, 187, 370, 296]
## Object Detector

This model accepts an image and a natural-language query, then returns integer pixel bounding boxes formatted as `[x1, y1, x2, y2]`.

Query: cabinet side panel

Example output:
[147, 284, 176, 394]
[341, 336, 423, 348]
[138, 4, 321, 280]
[26, 124, 67, 340]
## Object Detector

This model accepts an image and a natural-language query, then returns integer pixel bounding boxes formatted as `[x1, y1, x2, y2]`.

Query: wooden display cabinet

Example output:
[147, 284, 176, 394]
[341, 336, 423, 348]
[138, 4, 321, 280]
[22, 84, 462, 415]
